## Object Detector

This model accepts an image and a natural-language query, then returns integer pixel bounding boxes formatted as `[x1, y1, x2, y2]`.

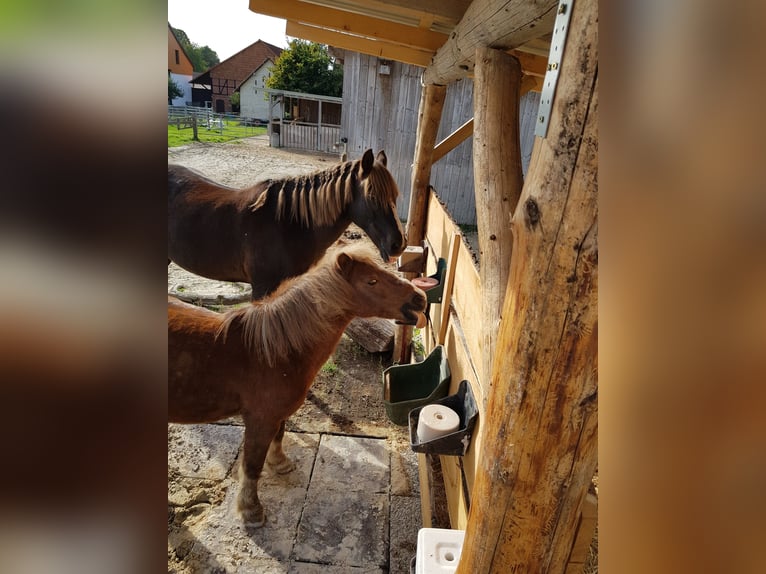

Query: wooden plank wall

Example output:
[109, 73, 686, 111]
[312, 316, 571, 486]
[339, 51, 540, 224]
[421, 192, 599, 561]
[422, 192, 484, 529]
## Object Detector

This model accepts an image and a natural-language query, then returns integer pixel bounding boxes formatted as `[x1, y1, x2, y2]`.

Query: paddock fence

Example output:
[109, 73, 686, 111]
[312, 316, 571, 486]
[167, 106, 266, 138]
[266, 89, 343, 155]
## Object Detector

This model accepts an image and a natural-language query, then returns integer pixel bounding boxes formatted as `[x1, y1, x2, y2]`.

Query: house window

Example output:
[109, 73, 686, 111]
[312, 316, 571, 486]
[175, 50, 179, 65]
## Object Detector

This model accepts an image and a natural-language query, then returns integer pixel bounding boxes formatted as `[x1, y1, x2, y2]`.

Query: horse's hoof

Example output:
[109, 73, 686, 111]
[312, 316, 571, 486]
[242, 516, 265, 528]
[268, 457, 296, 474]
[239, 505, 265, 527]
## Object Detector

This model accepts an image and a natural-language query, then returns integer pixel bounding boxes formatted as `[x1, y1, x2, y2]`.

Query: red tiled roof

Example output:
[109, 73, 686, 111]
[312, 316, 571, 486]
[196, 40, 283, 88]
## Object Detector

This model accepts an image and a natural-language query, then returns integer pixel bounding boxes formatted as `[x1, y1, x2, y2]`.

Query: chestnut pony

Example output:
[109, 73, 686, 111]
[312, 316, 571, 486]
[168, 245, 426, 527]
[168, 149, 405, 299]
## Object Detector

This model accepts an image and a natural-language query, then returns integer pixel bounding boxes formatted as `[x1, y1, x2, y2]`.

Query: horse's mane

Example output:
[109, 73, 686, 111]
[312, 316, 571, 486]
[250, 157, 398, 227]
[216, 244, 380, 367]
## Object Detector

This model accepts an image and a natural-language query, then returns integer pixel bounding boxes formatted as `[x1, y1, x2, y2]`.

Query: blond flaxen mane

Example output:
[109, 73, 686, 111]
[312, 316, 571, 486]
[250, 157, 398, 228]
[216, 244, 380, 367]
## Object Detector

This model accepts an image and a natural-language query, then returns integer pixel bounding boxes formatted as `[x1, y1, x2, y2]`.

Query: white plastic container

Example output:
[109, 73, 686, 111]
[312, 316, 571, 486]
[415, 528, 465, 574]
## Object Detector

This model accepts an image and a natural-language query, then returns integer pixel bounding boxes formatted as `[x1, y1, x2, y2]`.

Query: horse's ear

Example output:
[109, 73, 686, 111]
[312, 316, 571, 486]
[361, 149, 374, 176]
[376, 150, 387, 167]
[335, 251, 354, 277]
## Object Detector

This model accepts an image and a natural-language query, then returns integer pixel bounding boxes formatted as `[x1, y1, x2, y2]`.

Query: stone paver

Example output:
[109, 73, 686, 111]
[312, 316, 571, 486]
[186, 433, 320, 563]
[294, 488, 389, 567]
[169, 430, 421, 573]
[293, 435, 390, 568]
[310, 435, 389, 492]
[290, 562, 386, 573]
[168, 423, 243, 480]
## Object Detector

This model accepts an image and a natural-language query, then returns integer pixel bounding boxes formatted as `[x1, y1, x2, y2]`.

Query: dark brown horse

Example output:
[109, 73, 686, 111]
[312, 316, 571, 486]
[168, 245, 426, 527]
[168, 149, 405, 299]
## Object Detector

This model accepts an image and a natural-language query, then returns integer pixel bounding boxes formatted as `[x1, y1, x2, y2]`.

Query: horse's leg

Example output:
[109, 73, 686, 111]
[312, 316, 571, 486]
[237, 416, 279, 527]
[266, 420, 295, 474]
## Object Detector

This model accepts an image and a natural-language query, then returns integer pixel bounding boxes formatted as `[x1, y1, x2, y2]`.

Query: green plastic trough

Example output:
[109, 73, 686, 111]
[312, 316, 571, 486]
[382, 345, 451, 426]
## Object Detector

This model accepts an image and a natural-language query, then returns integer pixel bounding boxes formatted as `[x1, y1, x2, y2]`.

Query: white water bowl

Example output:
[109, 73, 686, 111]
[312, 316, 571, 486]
[415, 528, 465, 574]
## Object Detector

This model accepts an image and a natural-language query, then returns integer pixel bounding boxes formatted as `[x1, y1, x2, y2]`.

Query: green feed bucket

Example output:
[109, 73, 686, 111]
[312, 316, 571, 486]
[382, 345, 451, 426]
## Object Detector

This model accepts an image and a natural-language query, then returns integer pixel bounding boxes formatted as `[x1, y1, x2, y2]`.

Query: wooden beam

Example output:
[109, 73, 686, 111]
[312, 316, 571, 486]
[285, 21, 434, 67]
[515, 36, 552, 57]
[417, 452, 434, 526]
[473, 48, 524, 397]
[355, 0, 471, 24]
[432, 118, 473, 164]
[304, 0, 470, 34]
[566, 492, 598, 567]
[393, 83, 447, 364]
[510, 49, 549, 77]
[455, 0, 598, 570]
[437, 232, 462, 346]
[405, 85, 447, 248]
[251, 0, 448, 51]
[521, 74, 544, 95]
[423, 0, 558, 85]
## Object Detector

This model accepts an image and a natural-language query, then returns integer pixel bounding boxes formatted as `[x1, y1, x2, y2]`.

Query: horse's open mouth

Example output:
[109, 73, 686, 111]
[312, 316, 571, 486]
[395, 303, 426, 325]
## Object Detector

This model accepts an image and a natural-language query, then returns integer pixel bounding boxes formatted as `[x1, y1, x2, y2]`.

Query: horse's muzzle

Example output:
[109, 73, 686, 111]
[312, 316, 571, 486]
[395, 290, 427, 325]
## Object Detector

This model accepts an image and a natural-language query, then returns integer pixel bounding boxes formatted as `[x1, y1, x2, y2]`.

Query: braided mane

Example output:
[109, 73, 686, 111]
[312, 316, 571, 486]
[251, 157, 398, 227]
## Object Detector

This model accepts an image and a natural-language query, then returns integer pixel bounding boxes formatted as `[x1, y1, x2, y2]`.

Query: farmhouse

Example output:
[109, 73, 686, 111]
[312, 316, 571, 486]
[191, 39, 282, 113]
[167, 23, 194, 106]
[235, 59, 277, 122]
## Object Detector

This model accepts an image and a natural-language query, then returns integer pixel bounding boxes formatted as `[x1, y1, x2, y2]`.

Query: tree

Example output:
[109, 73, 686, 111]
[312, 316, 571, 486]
[266, 39, 343, 97]
[196, 45, 220, 71]
[168, 76, 183, 104]
[229, 92, 240, 113]
[171, 26, 220, 72]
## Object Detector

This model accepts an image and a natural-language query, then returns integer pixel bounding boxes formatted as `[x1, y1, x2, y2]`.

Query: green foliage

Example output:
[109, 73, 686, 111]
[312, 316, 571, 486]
[196, 45, 219, 70]
[266, 39, 343, 97]
[172, 26, 220, 72]
[229, 91, 240, 113]
[321, 358, 340, 376]
[168, 76, 183, 104]
[412, 328, 426, 358]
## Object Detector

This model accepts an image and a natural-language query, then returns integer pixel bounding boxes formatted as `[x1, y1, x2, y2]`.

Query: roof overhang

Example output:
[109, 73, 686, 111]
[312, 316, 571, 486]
[248, 0, 555, 86]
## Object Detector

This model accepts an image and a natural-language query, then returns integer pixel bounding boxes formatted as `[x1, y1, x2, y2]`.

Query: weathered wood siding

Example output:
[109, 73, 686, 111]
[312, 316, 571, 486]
[340, 51, 540, 224]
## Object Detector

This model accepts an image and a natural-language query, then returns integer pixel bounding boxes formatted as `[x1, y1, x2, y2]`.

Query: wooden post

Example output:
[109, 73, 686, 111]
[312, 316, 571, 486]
[473, 47, 524, 397]
[393, 83, 447, 364]
[455, 0, 598, 571]
[404, 83, 447, 250]
[317, 99, 322, 152]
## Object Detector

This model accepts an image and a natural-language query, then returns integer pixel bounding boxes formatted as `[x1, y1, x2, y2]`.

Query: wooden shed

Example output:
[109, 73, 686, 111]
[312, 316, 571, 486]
[248, 1, 598, 572]
[336, 49, 542, 224]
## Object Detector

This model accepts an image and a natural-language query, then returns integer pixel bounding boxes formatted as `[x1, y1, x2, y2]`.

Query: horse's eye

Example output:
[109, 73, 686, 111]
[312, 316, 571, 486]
[368, 279, 378, 285]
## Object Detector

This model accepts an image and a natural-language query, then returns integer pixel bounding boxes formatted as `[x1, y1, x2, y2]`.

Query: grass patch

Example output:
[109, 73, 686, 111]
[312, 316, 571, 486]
[321, 358, 340, 376]
[412, 328, 426, 360]
[168, 119, 266, 147]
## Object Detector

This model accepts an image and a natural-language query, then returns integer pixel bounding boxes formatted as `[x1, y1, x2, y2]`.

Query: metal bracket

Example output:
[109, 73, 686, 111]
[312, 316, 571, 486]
[534, 0, 575, 138]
